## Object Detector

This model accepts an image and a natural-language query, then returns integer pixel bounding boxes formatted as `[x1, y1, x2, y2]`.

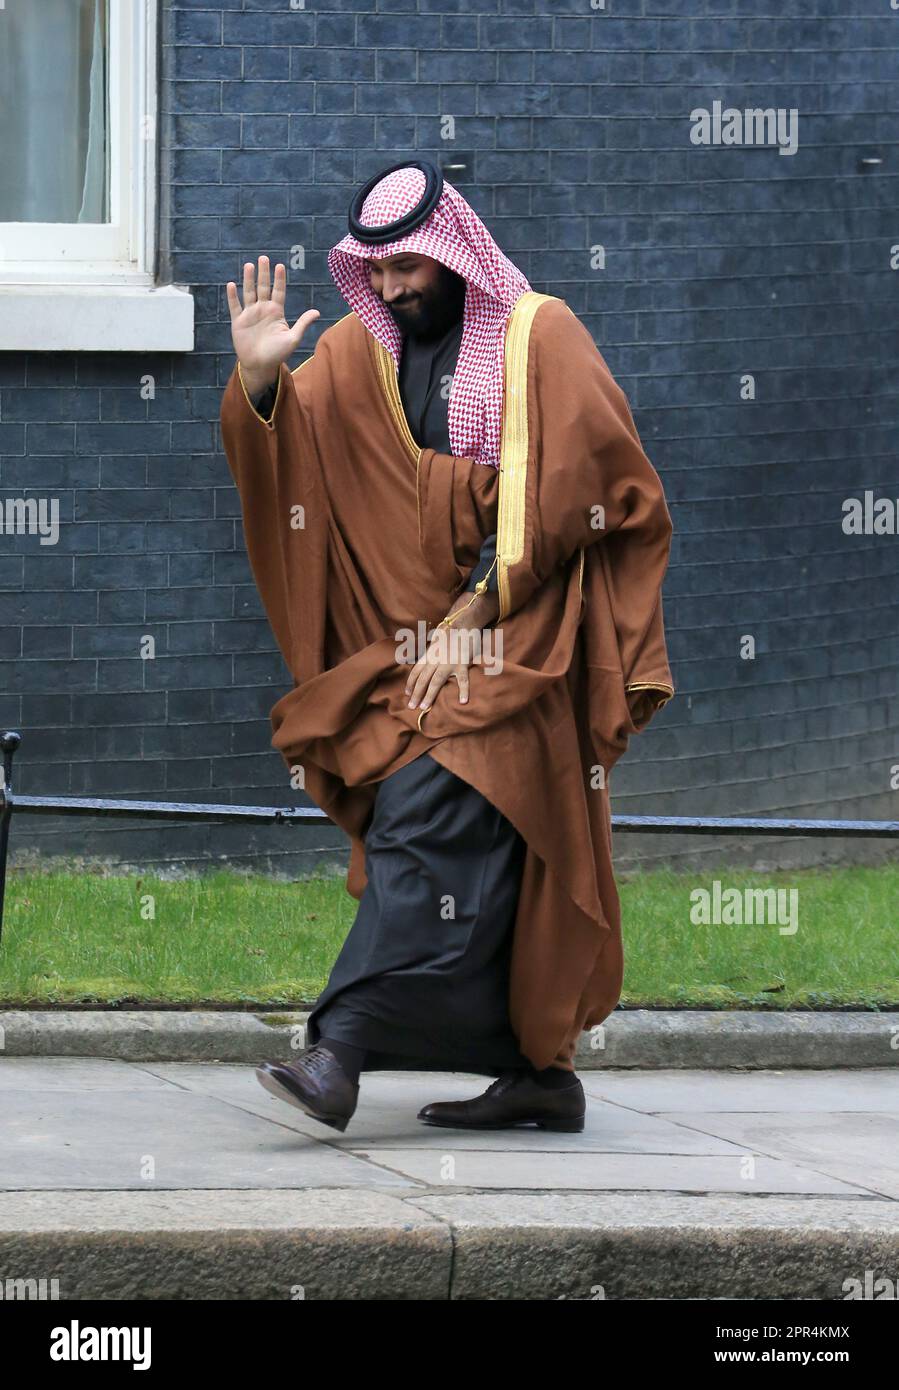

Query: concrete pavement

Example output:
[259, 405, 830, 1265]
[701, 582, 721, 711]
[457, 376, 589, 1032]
[0, 1057, 897, 1299]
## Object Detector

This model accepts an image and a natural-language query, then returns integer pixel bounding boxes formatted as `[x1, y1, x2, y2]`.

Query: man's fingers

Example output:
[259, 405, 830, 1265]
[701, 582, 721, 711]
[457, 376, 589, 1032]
[404, 648, 435, 689]
[242, 261, 257, 307]
[406, 658, 471, 709]
[404, 660, 421, 696]
[271, 261, 287, 310]
[257, 254, 271, 300]
[403, 655, 424, 699]
[225, 281, 241, 322]
[290, 306, 321, 348]
[404, 663, 419, 697]
[407, 653, 444, 707]
[407, 664, 435, 708]
[418, 667, 452, 711]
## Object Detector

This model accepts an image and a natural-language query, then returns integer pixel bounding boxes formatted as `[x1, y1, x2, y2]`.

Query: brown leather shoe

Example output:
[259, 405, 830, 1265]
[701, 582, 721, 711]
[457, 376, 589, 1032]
[417, 1069, 586, 1132]
[255, 1045, 359, 1133]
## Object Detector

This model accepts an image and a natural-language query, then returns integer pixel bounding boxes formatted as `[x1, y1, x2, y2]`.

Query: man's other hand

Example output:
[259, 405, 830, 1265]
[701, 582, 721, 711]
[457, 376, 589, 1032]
[404, 590, 499, 711]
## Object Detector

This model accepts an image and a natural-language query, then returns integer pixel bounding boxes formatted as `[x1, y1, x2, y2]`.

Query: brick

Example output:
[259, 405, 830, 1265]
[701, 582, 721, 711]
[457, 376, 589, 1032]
[222, 82, 315, 115]
[172, 46, 242, 81]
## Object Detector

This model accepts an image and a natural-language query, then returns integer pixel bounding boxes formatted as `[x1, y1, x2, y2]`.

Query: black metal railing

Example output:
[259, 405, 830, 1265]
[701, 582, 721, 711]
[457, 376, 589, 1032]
[2, 728, 898, 945]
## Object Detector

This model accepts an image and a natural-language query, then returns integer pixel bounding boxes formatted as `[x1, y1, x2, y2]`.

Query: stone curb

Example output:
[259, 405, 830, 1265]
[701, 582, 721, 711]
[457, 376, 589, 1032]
[0, 1190, 896, 1300]
[1, 1009, 897, 1068]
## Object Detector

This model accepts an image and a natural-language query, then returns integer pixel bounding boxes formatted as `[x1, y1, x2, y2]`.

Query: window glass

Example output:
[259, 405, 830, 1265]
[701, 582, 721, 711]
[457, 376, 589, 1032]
[0, 0, 109, 223]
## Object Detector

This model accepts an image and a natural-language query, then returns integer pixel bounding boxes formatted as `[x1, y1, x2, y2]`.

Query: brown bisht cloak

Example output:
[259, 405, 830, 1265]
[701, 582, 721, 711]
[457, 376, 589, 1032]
[220, 291, 674, 1071]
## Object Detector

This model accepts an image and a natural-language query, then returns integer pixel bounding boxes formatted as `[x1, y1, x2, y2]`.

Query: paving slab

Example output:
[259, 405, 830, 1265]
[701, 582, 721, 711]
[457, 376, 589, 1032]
[0, 1057, 174, 1091]
[660, 1112, 899, 1200]
[0, 1063, 415, 1192]
[346, 1147, 869, 1194]
[581, 1067, 899, 1112]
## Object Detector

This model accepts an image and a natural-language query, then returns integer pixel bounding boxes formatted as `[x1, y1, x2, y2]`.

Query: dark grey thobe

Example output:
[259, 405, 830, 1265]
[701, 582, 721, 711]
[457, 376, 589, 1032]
[248, 315, 528, 1077]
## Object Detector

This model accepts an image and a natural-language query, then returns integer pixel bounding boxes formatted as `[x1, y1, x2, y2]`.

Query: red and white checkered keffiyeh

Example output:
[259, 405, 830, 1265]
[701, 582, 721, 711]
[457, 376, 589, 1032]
[328, 166, 532, 468]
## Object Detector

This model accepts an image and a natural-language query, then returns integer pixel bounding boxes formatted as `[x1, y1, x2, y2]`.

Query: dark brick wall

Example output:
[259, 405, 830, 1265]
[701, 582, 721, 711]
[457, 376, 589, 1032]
[2, 0, 897, 874]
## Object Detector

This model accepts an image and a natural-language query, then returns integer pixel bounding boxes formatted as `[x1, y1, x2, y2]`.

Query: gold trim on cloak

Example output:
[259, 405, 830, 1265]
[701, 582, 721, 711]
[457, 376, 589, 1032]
[496, 291, 560, 621]
[371, 337, 422, 470]
[371, 292, 588, 626]
[625, 681, 675, 710]
[237, 360, 283, 430]
[496, 297, 671, 711]
[236, 353, 317, 431]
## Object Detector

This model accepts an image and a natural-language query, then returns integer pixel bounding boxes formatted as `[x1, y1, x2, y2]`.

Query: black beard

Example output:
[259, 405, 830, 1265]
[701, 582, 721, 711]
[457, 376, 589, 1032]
[385, 265, 466, 341]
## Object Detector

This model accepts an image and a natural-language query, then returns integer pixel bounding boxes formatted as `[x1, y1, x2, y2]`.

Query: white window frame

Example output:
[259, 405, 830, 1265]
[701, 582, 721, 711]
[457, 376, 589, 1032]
[0, 0, 193, 351]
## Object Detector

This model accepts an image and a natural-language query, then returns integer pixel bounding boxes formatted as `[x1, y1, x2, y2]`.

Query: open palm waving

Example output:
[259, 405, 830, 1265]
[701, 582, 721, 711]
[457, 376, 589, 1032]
[226, 255, 320, 398]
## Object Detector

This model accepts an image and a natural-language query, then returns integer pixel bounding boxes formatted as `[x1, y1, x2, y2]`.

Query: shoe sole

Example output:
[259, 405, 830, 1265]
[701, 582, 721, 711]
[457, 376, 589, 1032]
[418, 1113, 586, 1132]
[255, 1066, 352, 1133]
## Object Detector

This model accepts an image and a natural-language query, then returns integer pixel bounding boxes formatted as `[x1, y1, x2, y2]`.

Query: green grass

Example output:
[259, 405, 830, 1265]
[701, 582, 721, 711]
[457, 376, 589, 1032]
[0, 863, 896, 1009]
[617, 863, 898, 1009]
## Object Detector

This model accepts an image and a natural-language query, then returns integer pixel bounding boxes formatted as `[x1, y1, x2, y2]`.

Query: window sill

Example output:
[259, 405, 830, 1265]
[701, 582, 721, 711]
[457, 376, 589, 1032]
[0, 282, 195, 352]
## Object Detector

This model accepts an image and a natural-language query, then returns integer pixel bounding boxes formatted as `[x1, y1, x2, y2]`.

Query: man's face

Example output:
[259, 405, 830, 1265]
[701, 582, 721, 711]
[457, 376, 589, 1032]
[363, 252, 465, 340]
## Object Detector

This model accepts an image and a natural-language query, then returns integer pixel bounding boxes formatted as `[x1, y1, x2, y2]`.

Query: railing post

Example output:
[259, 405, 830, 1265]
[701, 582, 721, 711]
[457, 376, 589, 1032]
[0, 731, 21, 946]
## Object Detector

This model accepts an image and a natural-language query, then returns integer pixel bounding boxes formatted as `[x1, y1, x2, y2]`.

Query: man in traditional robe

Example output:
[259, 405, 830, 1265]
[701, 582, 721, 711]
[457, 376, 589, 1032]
[219, 161, 674, 1135]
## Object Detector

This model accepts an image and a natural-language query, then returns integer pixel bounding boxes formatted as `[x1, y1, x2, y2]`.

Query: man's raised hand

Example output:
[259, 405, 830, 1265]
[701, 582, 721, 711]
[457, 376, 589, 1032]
[226, 255, 320, 397]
